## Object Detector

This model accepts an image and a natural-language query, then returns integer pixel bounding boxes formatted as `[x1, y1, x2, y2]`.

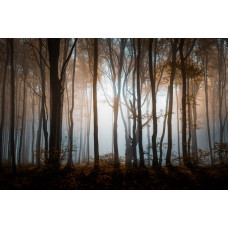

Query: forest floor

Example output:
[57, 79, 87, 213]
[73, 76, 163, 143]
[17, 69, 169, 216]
[0, 163, 228, 190]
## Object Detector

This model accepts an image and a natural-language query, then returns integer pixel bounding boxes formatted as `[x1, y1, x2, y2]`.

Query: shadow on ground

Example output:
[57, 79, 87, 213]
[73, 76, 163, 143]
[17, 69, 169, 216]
[0, 164, 228, 190]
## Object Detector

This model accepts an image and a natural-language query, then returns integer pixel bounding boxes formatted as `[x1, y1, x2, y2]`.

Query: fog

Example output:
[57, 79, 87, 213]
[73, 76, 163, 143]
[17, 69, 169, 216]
[0, 38, 227, 170]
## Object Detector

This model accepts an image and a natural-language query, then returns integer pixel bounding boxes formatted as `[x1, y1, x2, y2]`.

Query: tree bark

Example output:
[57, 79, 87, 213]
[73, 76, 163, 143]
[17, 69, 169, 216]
[31, 78, 35, 165]
[166, 39, 178, 166]
[18, 66, 27, 165]
[136, 39, 145, 167]
[48, 38, 61, 169]
[18, 46, 28, 166]
[93, 38, 99, 169]
[187, 72, 192, 159]
[149, 39, 159, 167]
[36, 99, 42, 166]
[8, 38, 16, 173]
[179, 38, 188, 165]
[67, 44, 77, 167]
[0, 40, 9, 169]
[160, 87, 169, 166]
[175, 84, 181, 165]
[39, 39, 49, 164]
[204, 56, 213, 164]
[191, 79, 198, 164]
[132, 39, 137, 167]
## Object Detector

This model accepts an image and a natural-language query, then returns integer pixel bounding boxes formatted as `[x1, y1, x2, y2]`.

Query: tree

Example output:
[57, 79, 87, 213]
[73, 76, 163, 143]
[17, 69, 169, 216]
[204, 54, 213, 164]
[18, 43, 28, 165]
[179, 38, 196, 165]
[47, 38, 61, 168]
[149, 39, 159, 167]
[107, 39, 126, 168]
[166, 38, 178, 166]
[67, 44, 77, 167]
[0, 40, 9, 169]
[47, 38, 76, 169]
[136, 39, 145, 167]
[93, 38, 99, 170]
[8, 38, 16, 173]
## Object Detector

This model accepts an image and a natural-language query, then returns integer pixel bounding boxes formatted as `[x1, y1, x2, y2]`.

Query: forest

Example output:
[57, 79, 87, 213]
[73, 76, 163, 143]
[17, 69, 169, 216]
[0, 38, 228, 189]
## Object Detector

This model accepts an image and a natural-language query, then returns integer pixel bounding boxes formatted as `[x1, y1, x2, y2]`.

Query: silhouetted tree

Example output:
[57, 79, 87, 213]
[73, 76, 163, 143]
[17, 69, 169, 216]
[93, 38, 99, 170]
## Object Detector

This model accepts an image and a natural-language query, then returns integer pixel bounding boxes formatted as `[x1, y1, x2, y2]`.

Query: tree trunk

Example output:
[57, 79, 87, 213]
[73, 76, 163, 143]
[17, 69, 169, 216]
[8, 38, 16, 173]
[18, 66, 27, 166]
[166, 39, 178, 166]
[204, 56, 213, 164]
[93, 38, 99, 169]
[179, 38, 188, 165]
[48, 38, 61, 169]
[86, 89, 92, 164]
[0, 40, 9, 169]
[160, 87, 169, 166]
[78, 93, 84, 164]
[39, 39, 49, 164]
[191, 80, 198, 164]
[36, 99, 42, 166]
[175, 84, 181, 165]
[31, 78, 35, 165]
[120, 98, 132, 167]
[67, 44, 77, 167]
[187, 73, 192, 159]
[136, 39, 145, 167]
[146, 94, 151, 166]
[149, 39, 158, 167]
[132, 40, 137, 167]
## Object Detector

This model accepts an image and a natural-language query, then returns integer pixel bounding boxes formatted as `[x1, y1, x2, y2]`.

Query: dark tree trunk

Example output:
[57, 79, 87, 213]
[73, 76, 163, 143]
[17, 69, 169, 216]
[93, 38, 99, 170]
[146, 94, 151, 166]
[191, 80, 198, 164]
[36, 99, 42, 166]
[0, 40, 9, 169]
[160, 87, 169, 166]
[8, 38, 16, 173]
[15, 78, 22, 161]
[18, 66, 27, 166]
[217, 39, 226, 155]
[179, 38, 188, 165]
[39, 39, 49, 164]
[149, 39, 158, 167]
[67, 44, 77, 167]
[204, 56, 213, 164]
[111, 39, 126, 168]
[48, 38, 77, 168]
[132, 40, 137, 167]
[136, 39, 145, 167]
[120, 98, 132, 167]
[48, 38, 61, 169]
[166, 39, 178, 166]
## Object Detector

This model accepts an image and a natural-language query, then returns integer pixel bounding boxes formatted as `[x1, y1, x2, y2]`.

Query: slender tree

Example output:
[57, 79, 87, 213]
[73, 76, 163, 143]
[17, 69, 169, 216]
[93, 38, 99, 170]
[166, 39, 178, 166]
[149, 39, 159, 167]
[0, 40, 9, 169]
[67, 44, 77, 167]
[136, 39, 145, 167]
[179, 38, 196, 165]
[8, 38, 16, 173]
